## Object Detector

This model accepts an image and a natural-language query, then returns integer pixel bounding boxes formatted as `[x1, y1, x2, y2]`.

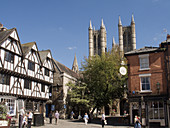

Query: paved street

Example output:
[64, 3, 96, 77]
[32, 119, 133, 128]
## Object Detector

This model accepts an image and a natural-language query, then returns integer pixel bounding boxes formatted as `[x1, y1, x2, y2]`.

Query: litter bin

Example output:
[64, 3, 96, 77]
[34, 114, 44, 126]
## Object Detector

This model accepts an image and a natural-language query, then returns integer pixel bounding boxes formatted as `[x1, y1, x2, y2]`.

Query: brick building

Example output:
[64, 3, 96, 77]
[125, 36, 170, 127]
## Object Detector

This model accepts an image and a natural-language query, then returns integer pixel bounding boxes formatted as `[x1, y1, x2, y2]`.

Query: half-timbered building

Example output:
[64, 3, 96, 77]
[0, 24, 54, 121]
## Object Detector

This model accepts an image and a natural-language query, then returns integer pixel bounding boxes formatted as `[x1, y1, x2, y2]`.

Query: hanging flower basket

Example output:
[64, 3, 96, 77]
[0, 104, 11, 128]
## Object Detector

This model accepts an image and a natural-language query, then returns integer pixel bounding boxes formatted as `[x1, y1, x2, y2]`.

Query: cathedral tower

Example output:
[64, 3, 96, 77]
[88, 19, 107, 57]
[118, 15, 136, 57]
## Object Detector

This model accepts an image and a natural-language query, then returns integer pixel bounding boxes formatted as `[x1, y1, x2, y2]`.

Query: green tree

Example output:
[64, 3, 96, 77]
[67, 81, 90, 115]
[81, 49, 128, 113]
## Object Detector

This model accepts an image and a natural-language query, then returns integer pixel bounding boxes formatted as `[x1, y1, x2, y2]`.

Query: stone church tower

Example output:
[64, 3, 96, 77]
[72, 54, 79, 73]
[88, 19, 107, 57]
[118, 15, 136, 57]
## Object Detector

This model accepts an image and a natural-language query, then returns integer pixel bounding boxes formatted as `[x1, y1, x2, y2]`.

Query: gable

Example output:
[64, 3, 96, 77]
[0, 29, 22, 56]
[47, 52, 52, 59]
[24, 43, 41, 64]
[44, 58, 53, 70]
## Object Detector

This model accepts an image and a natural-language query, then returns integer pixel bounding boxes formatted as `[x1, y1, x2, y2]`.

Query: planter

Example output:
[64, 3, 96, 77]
[0, 119, 11, 128]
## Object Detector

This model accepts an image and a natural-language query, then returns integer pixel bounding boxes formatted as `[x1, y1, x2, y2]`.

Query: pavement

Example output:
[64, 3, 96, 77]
[31, 118, 134, 128]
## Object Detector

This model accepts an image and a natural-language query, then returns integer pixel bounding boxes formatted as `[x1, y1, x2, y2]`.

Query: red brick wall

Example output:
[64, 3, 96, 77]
[126, 51, 167, 95]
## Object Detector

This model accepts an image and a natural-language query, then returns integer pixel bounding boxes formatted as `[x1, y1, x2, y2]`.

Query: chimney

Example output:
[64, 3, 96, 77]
[167, 34, 170, 42]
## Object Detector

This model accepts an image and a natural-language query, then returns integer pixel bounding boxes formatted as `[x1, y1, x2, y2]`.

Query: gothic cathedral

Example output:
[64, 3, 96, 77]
[88, 15, 136, 57]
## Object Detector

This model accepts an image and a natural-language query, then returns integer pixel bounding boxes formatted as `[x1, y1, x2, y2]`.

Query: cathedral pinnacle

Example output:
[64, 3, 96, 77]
[112, 36, 116, 47]
[89, 20, 92, 29]
[101, 19, 105, 29]
[118, 16, 122, 26]
[131, 14, 135, 24]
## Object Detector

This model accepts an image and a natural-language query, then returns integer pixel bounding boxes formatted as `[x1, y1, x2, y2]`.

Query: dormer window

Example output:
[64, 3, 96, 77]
[45, 68, 49, 76]
[139, 54, 150, 70]
[28, 60, 35, 71]
[5, 51, 14, 63]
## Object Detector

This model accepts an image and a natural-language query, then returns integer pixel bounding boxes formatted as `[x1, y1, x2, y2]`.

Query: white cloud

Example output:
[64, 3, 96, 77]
[67, 46, 77, 50]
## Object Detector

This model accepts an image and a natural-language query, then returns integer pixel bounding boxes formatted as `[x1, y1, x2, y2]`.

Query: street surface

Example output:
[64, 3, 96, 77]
[32, 119, 133, 128]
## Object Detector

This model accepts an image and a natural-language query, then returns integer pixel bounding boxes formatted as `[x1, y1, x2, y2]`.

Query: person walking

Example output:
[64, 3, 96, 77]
[83, 113, 89, 125]
[134, 116, 141, 128]
[27, 111, 33, 128]
[70, 111, 74, 120]
[49, 111, 53, 124]
[101, 112, 106, 128]
[19, 107, 25, 128]
[55, 110, 59, 125]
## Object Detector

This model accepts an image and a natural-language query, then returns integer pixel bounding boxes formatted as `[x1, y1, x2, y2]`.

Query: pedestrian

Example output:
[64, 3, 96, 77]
[134, 116, 141, 128]
[27, 111, 33, 128]
[83, 113, 89, 125]
[101, 112, 106, 128]
[22, 115, 27, 128]
[70, 111, 74, 120]
[49, 111, 53, 124]
[55, 110, 59, 125]
[19, 107, 25, 128]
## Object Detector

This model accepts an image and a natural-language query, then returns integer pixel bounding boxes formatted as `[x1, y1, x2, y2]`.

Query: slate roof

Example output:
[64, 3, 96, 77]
[53, 59, 79, 79]
[124, 46, 164, 56]
[21, 42, 36, 56]
[39, 50, 50, 63]
[0, 28, 15, 44]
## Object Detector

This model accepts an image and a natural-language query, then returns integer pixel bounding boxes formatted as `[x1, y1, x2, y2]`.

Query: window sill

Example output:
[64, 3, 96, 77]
[140, 90, 152, 94]
[139, 68, 150, 71]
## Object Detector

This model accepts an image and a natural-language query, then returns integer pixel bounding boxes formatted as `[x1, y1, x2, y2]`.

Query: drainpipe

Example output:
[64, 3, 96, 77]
[165, 35, 170, 127]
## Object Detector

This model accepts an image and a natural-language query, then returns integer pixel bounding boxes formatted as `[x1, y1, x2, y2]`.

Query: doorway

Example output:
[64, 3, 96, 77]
[132, 109, 139, 124]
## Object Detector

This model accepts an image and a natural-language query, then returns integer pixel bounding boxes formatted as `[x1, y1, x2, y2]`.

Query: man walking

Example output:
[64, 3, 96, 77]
[19, 107, 25, 128]
[55, 110, 59, 125]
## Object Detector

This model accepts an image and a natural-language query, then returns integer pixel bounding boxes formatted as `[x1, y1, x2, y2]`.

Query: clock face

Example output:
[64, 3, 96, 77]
[119, 66, 127, 75]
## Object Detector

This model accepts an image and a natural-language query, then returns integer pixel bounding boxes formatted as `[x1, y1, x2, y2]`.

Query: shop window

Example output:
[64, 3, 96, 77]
[25, 101, 33, 111]
[148, 101, 164, 119]
[0, 98, 16, 116]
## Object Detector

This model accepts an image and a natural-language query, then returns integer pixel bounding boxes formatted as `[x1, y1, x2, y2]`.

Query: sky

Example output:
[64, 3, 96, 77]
[0, 0, 170, 69]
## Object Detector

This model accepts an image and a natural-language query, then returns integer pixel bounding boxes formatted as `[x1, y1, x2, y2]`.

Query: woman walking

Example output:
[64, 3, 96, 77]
[101, 112, 105, 128]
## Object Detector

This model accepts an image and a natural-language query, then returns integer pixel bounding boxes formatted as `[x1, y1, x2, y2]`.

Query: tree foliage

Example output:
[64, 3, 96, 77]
[67, 81, 90, 111]
[80, 49, 128, 111]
